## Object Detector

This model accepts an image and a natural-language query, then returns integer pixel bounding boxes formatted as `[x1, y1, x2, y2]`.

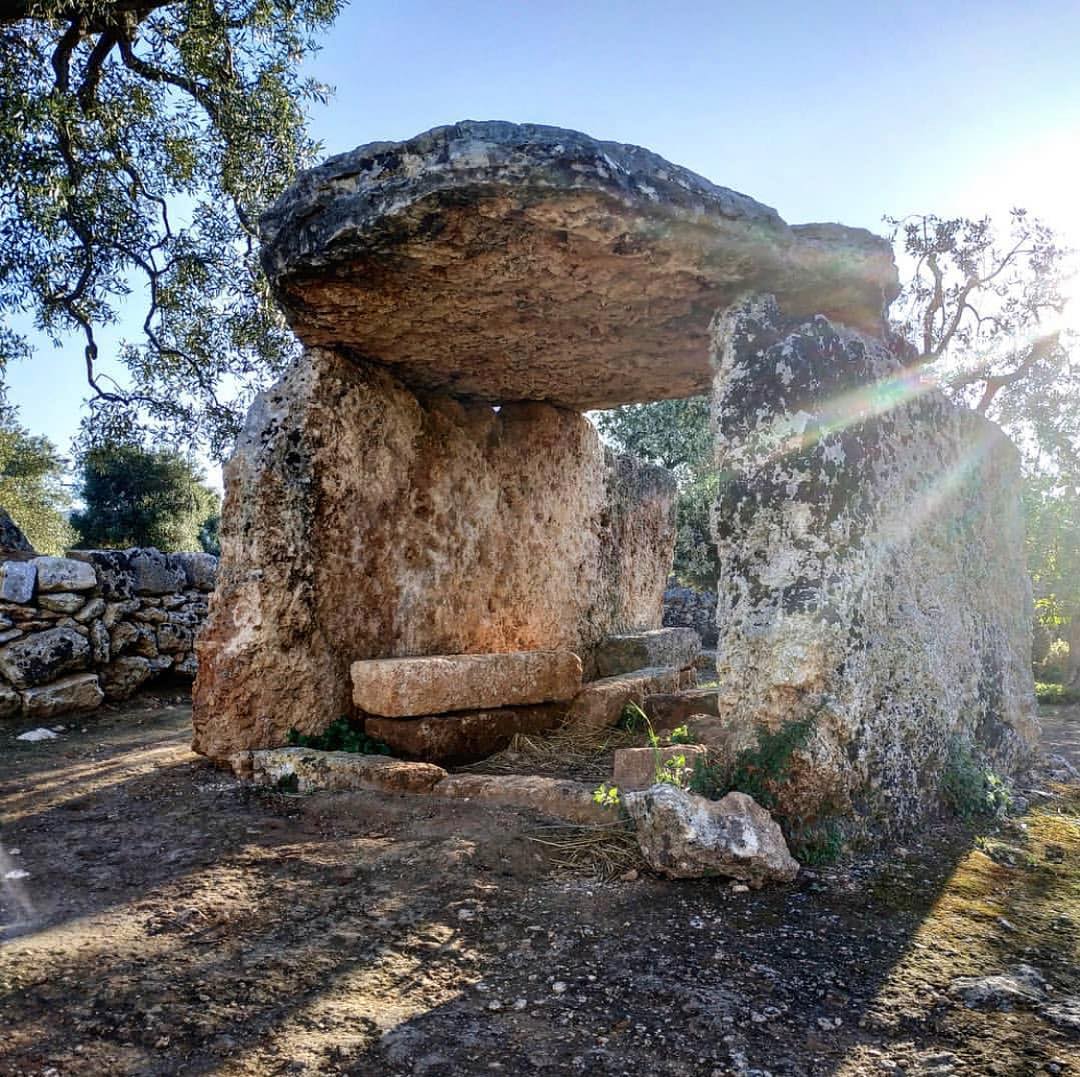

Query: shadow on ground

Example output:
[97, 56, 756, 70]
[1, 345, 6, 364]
[0, 696, 1077, 1075]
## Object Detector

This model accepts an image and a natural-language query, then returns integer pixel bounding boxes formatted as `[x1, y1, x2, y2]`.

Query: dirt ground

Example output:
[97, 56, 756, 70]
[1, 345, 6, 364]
[1, 696, 1078, 1077]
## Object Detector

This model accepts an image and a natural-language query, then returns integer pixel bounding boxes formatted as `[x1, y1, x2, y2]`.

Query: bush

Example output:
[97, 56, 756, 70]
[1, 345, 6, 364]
[941, 739, 1012, 820]
[1036, 682, 1080, 705]
[286, 717, 391, 756]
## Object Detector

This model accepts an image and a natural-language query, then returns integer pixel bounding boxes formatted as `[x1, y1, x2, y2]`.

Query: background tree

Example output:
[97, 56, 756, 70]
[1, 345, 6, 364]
[0, 404, 76, 554]
[71, 442, 220, 551]
[0, 0, 342, 458]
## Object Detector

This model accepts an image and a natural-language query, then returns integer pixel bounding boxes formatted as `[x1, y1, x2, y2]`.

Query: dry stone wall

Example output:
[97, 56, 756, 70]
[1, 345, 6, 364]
[0, 549, 216, 721]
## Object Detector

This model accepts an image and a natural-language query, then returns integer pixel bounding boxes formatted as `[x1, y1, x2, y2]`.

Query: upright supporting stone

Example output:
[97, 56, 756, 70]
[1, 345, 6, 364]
[709, 296, 1037, 830]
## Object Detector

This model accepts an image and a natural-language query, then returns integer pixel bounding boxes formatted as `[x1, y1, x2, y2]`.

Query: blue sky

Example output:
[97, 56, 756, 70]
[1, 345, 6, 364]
[7, 0, 1080, 479]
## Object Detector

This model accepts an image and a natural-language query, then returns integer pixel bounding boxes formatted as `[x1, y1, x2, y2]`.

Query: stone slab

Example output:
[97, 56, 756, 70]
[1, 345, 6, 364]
[434, 773, 609, 825]
[352, 651, 582, 718]
[251, 747, 447, 795]
[0, 561, 35, 604]
[0, 626, 91, 688]
[363, 703, 566, 764]
[31, 556, 96, 593]
[643, 688, 722, 729]
[260, 121, 898, 409]
[612, 744, 707, 792]
[21, 673, 104, 719]
[562, 666, 683, 734]
[593, 627, 701, 677]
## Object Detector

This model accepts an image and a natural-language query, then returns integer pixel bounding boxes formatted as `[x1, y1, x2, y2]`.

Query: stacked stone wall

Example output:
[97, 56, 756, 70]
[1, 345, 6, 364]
[0, 548, 217, 721]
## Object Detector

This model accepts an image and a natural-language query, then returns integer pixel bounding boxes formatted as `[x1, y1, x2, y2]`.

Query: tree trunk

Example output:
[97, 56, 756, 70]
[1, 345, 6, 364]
[1067, 614, 1080, 688]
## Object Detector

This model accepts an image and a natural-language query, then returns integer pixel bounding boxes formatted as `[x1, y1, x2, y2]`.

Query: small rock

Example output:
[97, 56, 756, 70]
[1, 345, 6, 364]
[16, 727, 59, 741]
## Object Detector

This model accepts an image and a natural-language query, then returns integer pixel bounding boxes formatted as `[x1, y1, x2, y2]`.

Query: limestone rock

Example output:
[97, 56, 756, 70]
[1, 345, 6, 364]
[0, 681, 20, 718]
[171, 552, 218, 591]
[351, 651, 582, 718]
[193, 351, 675, 762]
[948, 966, 1047, 1011]
[31, 556, 96, 593]
[0, 626, 91, 688]
[593, 627, 700, 677]
[612, 745, 707, 791]
[129, 549, 186, 595]
[260, 121, 897, 408]
[109, 620, 139, 655]
[363, 703, 566, 764]
[21, 673, 104, 718]
[562, 666, 682, 734]
[710, 296, 1038, 830]
[89, 620, 110, 665]
[663, 583, 719, 648]
[174, 652, 198, 677]
[69, 550, 135, 599]
[643, 688, 722, 729]
[251, 747, 446, 795]
[156, 623, 193, 654]
[99, 656, 153, 700]
[38, 592, 85, 615]
[0, 561, 36, 604]
[74, 597, 106, 624]
[434, 773, 609, 825]
[623, 785, 799, 886]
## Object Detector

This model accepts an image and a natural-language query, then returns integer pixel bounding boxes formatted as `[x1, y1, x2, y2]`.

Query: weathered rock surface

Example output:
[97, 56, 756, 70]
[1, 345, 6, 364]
[643, 687, 722, 729]
[0, 626, 90, 688]
[710, 296, 1038, 830]
[21, 673, 104, 718]
[948, 966, 1047, 1011]
[351, 651, 582, 718]
[0, 508, 36, 561]
[0, 561, 35, 604]
[171, 552, 219, 591]
[31, 556, 96, 593]
[37, 592, 85, 615]
[562, 666, 683, 734]
[434, 773, 609, 825]
[593, 627, 700, 678]
[612, 744, 707, 791]
[193, 350, 675, 761]
[260, 121, 897, 409]
[99, 656, 153, 700]
[363, 704, 566, 764]
[129, 549, 186, 595]
[663, 583, 719, 648]
[623, 785, 799, 886]
[252, 747, 447, 795]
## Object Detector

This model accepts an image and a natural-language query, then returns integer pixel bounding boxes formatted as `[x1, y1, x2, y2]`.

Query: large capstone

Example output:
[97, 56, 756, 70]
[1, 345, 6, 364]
[192, 348, 677, 762]
[709, 295, 1038, 830]
[258, 121, 897, 409]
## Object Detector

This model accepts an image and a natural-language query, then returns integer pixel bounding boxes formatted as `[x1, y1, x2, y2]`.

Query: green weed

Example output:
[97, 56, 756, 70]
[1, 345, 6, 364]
[286, 716, 392, 756]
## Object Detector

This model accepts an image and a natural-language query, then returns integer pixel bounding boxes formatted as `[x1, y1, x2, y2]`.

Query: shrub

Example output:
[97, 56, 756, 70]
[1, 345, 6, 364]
[941, 739, 1012, 820]
[1036, 638, 1071, 684]
[1036, 681, 1080, 705]
[286, 717, 391, 756]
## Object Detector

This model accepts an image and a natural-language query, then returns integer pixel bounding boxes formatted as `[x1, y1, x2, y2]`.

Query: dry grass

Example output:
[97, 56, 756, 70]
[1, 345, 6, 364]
[525, 820, 646, 879]
[460, 724, 645, 782]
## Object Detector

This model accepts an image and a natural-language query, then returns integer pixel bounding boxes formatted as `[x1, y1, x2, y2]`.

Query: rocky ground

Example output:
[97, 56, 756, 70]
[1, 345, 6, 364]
[1, 697, 1078, 1076]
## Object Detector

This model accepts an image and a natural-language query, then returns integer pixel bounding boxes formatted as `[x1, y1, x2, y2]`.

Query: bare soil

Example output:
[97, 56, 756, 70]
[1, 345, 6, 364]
[1, 696, 1078, 1076]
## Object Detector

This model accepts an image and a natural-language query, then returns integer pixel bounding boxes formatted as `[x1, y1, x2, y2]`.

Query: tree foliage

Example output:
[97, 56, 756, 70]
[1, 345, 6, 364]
[71, 441, 220, 551]
[0, 0, 342, 458]
[0, 405, 76, 554]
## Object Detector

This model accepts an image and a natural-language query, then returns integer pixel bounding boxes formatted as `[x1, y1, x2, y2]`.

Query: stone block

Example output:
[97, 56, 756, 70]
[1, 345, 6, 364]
[38, 592, 86, 615]
[99, 656, 153, 700]
[31, 556, 96, 593]
[0, 561, 36, 604]
[170, 552, 218, 591]
[351, 651, 582, 718]
[251, 747, 446, 795]
[69, 550, 136, 599]
[363, 703, 566, 764]
[593, 628, 701, 678]
[129, 549, 186, 595]
[0, 681, 20, 718]
[562, 666, 682, 734]
[0, 626, 91, 688]
[612, 744, 707, 792]
[643, 688, 722, 729]
[193, 351, 676, 762]
[434, 773, 609, 825]
[74, 597, 106, 624]
[21, 673, 104, 719]
[623, 786, 799, 886]
[156, 624, 193, 653]
[89, 621, 110, 665]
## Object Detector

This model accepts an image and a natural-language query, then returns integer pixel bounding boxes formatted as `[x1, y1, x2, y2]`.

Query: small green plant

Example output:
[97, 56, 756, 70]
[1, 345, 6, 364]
[618, 701, 650, 732]
[656, 752, 689, 788]
[669, 724, 695, 745]
[286, 716, 392, 756]
[593, 782, 621, 809]
[941, 738, 1013, 820]
[1036, 681, 1080, 705]
[789, 820, 844, 865]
